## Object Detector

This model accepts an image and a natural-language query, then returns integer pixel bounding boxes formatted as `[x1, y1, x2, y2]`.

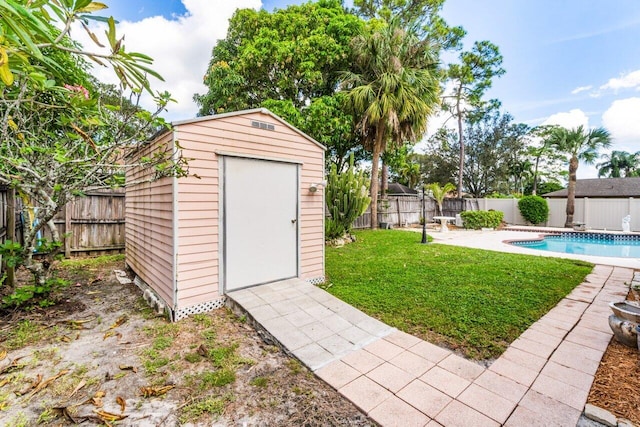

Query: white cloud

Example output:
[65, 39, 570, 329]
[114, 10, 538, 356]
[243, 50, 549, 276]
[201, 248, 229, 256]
[602, 97, 640, 153]
[76, 0, 261, 121]
[571, 85, 592, 95]
[542, 108, 590, 129]
[600, 69, 640, 92]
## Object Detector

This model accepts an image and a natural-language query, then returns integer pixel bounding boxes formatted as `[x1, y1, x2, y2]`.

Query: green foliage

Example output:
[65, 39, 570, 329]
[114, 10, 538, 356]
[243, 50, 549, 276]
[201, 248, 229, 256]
[2, 277, 69, 308]
[199, 369, 236, 389]
[0, 1, 180, 290]
[518, 195, 549, 225]
[531, 181, 564, 196]
[179, 396, 228, 424]
[195, 2, 365, 171]
[343, 19, 441, 228]
[0, 240, 23, 269]
[195, 0, 363, 114]
[459, 210, 503, 229]
[325, 230, 592, 359]
[325, 154, 371, 239]
[426, 182, 455, 215]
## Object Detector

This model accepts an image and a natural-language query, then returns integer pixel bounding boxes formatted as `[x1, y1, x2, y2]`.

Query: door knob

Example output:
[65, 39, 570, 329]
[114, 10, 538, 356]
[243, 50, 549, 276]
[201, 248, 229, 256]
[291, 219, 297, 224]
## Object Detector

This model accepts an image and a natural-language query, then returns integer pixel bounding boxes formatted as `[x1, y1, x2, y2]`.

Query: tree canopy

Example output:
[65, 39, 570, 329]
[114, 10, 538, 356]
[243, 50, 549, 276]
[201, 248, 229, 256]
[341, 19, 440, 228]
[0, 1, 179, 286]
[546, 125, 612, 227]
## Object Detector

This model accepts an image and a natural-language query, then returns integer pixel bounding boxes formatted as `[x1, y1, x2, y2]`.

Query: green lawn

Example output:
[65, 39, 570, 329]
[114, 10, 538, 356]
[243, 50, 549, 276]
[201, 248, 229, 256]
[325, 230, 593, 359]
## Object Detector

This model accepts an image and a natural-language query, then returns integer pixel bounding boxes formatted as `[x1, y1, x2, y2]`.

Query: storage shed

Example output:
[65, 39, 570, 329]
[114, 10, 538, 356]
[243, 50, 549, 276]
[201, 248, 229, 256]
[125, 108, 326, 321]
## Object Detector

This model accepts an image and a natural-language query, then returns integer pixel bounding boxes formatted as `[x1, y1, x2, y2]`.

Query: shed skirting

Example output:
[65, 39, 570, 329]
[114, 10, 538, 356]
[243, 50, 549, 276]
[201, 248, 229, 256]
[306, 276, 325, 286]
[174, 298, 227, 321]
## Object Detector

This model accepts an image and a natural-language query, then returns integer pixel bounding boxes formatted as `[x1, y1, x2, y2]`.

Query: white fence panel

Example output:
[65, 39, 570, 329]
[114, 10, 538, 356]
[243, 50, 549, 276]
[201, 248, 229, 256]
[469, 197, 638, 231]
[547, 199, 569, 228]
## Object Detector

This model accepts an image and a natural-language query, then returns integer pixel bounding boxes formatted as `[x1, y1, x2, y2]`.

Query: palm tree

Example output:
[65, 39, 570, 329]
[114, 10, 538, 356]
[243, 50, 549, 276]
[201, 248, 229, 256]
[399, 162, 421, 189]
[547, 125, 612, 227]
[342, 20, 440, 229]
[597, 150, 640, 177]
[427, 182, 456, 216]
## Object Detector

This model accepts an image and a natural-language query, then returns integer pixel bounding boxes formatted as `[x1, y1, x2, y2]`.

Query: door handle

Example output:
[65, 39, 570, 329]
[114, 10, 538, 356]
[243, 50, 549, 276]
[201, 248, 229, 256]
[291, 219, 297, 224]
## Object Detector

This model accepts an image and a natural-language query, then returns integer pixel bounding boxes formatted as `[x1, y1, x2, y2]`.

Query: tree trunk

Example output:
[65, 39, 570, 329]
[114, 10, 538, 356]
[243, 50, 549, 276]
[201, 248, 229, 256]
[381, 162, 388, 199]
[370, 146, 382, 229]
[565, 156, 578, 228]
[456, 101, 464, 198]
[532, 156, 540, 195]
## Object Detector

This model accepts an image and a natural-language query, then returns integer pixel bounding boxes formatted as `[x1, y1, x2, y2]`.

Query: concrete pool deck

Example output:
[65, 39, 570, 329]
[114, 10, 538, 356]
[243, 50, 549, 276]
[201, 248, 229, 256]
[410, 227, 640, 270]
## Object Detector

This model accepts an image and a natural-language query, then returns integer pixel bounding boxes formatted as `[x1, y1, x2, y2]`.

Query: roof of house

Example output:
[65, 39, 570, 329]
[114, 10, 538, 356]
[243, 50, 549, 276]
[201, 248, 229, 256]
[387, 182, 418, 195]
[543, 177, 640, 198]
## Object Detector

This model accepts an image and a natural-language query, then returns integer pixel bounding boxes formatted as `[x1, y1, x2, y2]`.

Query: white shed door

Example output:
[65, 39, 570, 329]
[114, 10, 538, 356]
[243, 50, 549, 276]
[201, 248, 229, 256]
[224, 157, 298, 291]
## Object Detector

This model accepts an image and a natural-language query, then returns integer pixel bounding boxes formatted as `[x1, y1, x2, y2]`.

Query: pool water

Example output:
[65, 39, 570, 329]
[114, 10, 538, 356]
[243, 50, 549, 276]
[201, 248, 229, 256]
[512, 233, 640, 258]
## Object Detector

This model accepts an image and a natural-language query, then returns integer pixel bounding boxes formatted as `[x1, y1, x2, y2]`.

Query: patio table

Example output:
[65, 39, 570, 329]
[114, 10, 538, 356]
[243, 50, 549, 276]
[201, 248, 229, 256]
[433, 216, 456, 232]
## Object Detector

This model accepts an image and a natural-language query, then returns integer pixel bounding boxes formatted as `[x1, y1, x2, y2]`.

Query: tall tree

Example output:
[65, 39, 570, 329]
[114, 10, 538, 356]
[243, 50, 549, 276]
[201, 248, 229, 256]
[193, 0, 364, 170]
[341, 19, 440, 228]
[597, 150, 640, 178]
[0, 1, 177, 286]
[445, 41, 505, 197]
[527, 125, 567, 195]
[547, 126, 612, 227]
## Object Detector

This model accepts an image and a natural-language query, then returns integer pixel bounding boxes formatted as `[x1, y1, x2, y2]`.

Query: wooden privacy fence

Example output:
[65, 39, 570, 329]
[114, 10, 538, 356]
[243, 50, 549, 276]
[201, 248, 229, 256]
[350, 197, 479, 229]
[0, 188, 125, 258]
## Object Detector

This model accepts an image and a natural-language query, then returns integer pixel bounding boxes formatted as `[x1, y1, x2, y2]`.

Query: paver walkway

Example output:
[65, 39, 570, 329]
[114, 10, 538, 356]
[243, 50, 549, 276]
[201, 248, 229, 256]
[227, 264, 633, 426]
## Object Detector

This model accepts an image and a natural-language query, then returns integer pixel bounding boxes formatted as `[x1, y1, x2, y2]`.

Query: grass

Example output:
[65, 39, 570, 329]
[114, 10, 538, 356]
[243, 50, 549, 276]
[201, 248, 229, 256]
[179, 396, 230, 424]
[2, 320, 57, 350]
[58, 254, 125, 269]
[325, 230, 593, 359]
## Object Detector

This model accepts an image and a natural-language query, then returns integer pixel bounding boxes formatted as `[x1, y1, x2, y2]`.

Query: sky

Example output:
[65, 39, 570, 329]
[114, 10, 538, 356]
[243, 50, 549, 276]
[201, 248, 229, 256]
[86, 0, 640, 178]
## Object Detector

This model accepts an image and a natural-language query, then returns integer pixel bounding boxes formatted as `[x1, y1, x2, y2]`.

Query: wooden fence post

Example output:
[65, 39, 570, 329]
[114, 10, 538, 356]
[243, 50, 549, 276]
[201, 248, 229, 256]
[396, 198, 401, 227]
[64, 200, 73, 258]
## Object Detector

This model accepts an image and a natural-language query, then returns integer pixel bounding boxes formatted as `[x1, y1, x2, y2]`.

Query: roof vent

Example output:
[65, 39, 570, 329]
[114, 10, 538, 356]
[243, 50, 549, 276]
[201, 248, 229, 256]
[251, 120, 275, 131]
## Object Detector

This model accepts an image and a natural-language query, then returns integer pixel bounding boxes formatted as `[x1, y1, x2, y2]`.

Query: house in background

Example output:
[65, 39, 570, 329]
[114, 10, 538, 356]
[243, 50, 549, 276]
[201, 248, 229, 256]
[542, 177, 640, 231]
[543, 177, 640, 198]
[126, 109, 326, 321]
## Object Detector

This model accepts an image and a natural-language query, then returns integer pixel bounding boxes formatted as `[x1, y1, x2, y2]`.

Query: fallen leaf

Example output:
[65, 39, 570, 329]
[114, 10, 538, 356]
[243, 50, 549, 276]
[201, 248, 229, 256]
[118, 365, 137, 373]
[109, 315, 128, 329]
[16, 373, 42, 396]
[93, 409, 127, 422]
[94, 390, 106, 398]
[0, 350, 6, 361]
[0, 378, 9, 388]
[139, 384, 175, 397]
[25, 370, 69, 400]
[103, 330, 115, 340]
[0, 357, 25, 375]
[69, 379, 86, 398]
[60, 335, 72, 342]
[116, 396, 126, 413]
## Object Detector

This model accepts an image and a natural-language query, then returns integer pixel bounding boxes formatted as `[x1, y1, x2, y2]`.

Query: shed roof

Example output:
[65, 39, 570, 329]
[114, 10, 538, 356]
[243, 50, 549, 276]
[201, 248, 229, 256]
[172, 108, 326, 151]
[543, 177, 640, 198]
[387, 182, 418, 195]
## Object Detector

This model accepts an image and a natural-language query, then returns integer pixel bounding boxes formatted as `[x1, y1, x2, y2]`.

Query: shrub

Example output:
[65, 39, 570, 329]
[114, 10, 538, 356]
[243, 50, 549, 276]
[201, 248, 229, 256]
[518, 195, 549, 225]
[460, 210, 503, 229]
[325, 154, 371, 240]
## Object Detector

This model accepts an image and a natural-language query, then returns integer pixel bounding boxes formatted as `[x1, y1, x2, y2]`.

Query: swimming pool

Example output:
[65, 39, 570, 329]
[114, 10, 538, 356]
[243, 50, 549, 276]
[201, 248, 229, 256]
[510, 232, 640, 258]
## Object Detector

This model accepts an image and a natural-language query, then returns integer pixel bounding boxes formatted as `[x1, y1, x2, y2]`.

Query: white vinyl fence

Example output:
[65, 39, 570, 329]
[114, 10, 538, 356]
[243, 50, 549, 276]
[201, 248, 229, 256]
[470, 197, 640, 232]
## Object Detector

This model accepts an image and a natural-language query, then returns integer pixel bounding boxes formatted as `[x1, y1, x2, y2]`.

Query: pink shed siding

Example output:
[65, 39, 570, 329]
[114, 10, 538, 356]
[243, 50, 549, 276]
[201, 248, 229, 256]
[125, 133, 175, 307]
[173, 110, 325, 309]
